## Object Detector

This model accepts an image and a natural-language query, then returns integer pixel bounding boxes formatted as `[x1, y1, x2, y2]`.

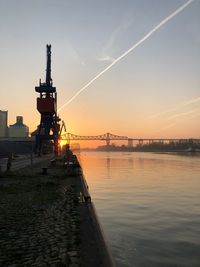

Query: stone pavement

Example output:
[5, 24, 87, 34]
[0, 161, 81, 267]
[0, 154, 54, 172]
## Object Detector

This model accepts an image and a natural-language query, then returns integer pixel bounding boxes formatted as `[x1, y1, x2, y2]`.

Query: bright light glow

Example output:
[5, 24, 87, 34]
[59, 139, 68, 149]
[58, 0, 194, 112]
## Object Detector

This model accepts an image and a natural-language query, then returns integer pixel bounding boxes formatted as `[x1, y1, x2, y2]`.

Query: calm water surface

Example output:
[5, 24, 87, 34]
[79, 152, 200, 267]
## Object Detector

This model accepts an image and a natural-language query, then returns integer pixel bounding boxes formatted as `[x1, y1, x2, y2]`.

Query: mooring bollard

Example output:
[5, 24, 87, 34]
[50, 159, 56, 166]
[42, 167, 48, 175]
[7, 156, 12, 171]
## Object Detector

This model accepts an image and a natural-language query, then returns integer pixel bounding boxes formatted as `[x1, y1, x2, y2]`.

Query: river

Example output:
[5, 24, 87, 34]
[79, 151, 200, 267]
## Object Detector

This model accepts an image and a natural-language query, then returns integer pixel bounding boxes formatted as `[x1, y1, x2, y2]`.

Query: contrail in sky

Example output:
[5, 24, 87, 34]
[58, 0, 193, 112]
[166, 108, 198, 120]
[156, 108, 200, 133]
[149, 95, 200, 118]
[183, 96, 200, 105]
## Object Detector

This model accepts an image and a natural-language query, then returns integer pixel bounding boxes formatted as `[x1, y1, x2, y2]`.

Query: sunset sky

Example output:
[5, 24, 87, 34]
[0, 0, 200, 143]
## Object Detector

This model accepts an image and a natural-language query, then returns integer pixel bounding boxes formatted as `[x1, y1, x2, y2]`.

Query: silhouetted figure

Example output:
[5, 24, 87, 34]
[65, 144, 73, 165]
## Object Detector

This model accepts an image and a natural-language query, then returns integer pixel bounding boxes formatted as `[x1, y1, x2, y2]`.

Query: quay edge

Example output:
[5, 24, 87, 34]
[68, 155, 115, 267]
[78, 166, 115, 266]
[0, 153, 115, 267]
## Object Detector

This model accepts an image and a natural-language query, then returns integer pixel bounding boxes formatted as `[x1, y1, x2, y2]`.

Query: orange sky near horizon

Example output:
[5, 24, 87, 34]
[1, 0, 200, 145]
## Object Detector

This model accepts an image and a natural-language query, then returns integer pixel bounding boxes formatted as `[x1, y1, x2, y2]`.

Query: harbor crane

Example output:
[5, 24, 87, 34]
[34, 45, 61, 156]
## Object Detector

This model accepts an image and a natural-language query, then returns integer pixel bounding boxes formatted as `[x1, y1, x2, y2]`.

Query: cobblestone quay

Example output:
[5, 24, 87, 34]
[0, 157, 113, 267]
[0, 158, 81, 267]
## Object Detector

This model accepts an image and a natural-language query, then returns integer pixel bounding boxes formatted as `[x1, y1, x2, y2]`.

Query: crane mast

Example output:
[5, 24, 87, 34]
[34, 45, 60, 156]
[46, 45, 52, 86]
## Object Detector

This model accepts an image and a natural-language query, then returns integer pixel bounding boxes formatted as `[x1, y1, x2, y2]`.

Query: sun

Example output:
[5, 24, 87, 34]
[59, 139, 68, 149]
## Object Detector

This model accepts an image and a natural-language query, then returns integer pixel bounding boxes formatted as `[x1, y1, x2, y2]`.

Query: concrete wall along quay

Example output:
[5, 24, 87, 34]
[0, 153, 114, 267]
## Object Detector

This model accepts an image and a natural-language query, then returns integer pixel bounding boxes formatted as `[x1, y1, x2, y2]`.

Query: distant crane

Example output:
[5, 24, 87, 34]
[34, 45, 61, 156]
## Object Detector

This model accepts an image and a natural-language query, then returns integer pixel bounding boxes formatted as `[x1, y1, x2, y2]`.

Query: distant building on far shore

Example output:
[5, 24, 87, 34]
[0, 110, 8, 137]
[8, 116, 29, 138]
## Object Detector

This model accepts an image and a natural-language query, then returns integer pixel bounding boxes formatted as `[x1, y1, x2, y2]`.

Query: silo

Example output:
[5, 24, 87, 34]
[9, 116, 29, 138]
[0, 110, 8, 137]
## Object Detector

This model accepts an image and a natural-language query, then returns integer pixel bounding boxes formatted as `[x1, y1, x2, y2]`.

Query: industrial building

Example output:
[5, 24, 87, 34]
[0, 111, 29, 138]
[0, 110, 8, 137]
[9, 116, 29, 138]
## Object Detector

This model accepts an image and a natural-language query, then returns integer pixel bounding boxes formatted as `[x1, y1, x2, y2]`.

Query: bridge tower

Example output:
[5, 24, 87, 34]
[128, 139, 133, 147]
[34, 44, 60, 156]
[106, 133, 110, 147]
